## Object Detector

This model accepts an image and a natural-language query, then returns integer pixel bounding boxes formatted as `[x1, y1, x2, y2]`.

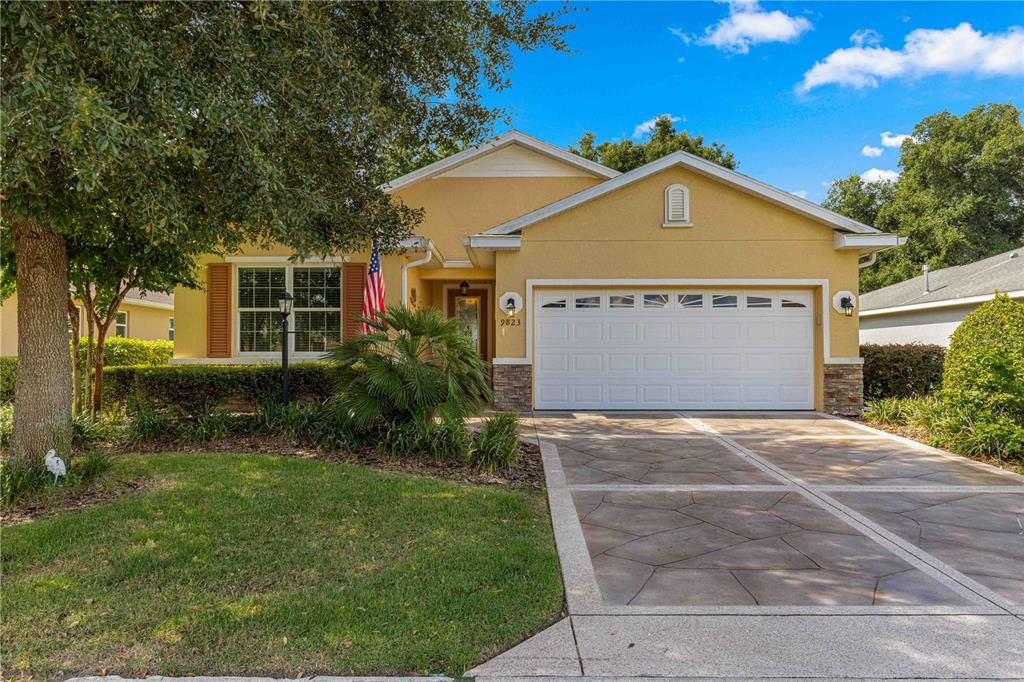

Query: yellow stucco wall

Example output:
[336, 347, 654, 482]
[0, 294, 172, 356]
[392, 176, 602, 261]
[491, 165, 862, 408]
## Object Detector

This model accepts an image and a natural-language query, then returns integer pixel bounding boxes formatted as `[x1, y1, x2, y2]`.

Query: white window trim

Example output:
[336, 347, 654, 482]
[168, 317, 174, 341]
[663, 183, 692, 228]
[115, 311, 129, 338]
[234, 263, 343, 359]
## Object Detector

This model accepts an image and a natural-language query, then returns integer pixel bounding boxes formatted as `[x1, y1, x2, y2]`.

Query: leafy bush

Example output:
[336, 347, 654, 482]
[76, 337, 173, 367]
[861, 343, 945, 400]
[0, 402, 12, 448]
[104, 363, 335, 414]
[469, 413, 522, 474]
[179, 409, 235, 445]
[942, 293, 1024, 422]
[0, 356, 16, 403]
[327, 306, 492, 428]
[380, 417, 471, 463]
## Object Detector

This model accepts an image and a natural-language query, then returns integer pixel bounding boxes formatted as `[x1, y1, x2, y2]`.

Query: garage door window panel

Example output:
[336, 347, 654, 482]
[712, 294, 738, 309]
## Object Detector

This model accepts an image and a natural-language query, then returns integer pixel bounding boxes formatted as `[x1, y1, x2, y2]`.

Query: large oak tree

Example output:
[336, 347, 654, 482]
[0, 1, 573, 467]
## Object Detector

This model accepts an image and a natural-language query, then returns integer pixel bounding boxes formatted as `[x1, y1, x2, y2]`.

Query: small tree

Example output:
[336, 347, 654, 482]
[569, 115, 736, 172]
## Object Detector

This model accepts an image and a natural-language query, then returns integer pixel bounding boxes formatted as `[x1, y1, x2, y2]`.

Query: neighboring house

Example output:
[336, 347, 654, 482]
[172, 131, 904, 415]
[859, 248, 1023, 347]
[0, 289, 175, 356]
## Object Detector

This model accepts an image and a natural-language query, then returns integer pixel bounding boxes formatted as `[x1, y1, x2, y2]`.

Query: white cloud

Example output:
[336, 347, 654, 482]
[850, 29, 883, 47]
[791, 190, 809, 199]
[668, 27, 692, 44]
[861, 168, 900, 183]
[689, 1, 812, 55]
[633, 114, 683, 139]
[861, 145, 884, 157]
[880, 131, 913, 147]
[799, 23, 1024, 92]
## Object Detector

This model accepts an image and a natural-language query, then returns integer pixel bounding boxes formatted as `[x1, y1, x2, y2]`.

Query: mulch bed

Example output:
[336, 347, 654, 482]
[857, 419, 1024, 475]
[1, 478, 150, 527]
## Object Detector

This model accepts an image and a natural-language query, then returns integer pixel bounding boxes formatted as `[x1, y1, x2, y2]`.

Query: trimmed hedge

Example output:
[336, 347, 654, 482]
[0, 356, 16, 403]
[76, 337, 173, 367]
[104, 362, 336, 413]
[1, 338, 173, 403]
[861, 343, 945, 401]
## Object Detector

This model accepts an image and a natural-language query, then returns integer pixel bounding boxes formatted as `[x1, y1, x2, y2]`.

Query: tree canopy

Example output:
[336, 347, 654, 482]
[823, 103, 1024, 292]
[568, 115, 737, 172]
[0, 0, 574, 465]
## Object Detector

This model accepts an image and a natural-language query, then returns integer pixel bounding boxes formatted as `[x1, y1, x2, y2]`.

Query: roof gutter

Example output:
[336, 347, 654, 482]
[860, 289, 1024, 317]
[834, 232, 906, 253]
[400, 236, 435, 308]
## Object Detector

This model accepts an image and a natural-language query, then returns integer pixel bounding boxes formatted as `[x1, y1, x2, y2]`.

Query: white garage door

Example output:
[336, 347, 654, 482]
[534, 289, 814, 410]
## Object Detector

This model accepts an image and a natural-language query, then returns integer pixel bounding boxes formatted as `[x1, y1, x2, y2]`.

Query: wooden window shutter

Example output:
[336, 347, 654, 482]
[206, 263, 232, 358]
[342, 262, 367, 340]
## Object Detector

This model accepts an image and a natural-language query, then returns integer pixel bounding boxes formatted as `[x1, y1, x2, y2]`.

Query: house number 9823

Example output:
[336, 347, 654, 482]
[500, 318, 521, 327]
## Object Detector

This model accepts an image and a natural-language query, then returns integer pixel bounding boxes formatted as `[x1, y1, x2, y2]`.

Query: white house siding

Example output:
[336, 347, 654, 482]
[859, 304, 977, 347]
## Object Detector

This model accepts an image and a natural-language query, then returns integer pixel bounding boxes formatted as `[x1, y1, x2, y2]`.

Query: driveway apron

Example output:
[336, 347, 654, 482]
[467, 412, 1024, 680]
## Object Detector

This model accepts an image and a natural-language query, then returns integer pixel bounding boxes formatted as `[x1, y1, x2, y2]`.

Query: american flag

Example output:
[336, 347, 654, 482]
[361, 238, 385, 333]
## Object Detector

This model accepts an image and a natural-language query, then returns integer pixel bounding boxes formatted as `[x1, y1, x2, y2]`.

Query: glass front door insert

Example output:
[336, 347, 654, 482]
[454, 295, 482, 353]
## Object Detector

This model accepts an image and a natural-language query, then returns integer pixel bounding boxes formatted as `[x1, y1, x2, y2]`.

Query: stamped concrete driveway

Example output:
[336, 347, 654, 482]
[468, 412, 1024, 680]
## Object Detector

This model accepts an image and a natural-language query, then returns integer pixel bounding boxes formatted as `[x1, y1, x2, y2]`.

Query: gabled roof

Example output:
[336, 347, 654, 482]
[381, 130, 620, 194]
[861, 247, 1024, 314]
[483, 150, 883, 236]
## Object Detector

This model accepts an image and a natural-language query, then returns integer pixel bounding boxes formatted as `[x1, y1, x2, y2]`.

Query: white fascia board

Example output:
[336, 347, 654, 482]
[463, 235, 522, 250]
[380, 131, 619, 194]
[860, 289, 1024, 317]
[224, 255, 347, 263]
[123, 298, 175, 311]
[484, 151, 883, 236]
[834, 232, 906, 251]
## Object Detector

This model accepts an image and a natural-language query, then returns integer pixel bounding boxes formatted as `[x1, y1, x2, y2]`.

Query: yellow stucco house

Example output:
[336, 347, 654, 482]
[171, 131, 904, 415]
[1, 290, 174, 356]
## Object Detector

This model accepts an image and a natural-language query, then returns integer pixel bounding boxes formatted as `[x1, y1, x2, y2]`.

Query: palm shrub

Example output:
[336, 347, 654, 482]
[326, 305, 493, 428]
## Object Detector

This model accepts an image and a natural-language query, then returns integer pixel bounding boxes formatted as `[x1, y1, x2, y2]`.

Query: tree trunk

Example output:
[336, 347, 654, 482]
[68, 296, 82, 415]
[83, 287, 95, 415]
[10, 219, 72, 466]
[92, 324, 108, 415]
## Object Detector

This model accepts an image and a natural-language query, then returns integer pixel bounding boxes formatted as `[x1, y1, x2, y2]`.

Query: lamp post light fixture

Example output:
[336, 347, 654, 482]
[278, 291, 293, 405]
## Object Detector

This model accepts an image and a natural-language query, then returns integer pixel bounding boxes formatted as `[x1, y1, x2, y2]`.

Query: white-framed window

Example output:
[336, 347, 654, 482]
[781, 293, 810, 309]
[663, 184, 690, 227]
[237, 265, 341, 354]
[574, 294, 601, 309]
[678, 293, 704, 309]
[540, 295, 567, 309]
[168, 318, 174, 341]
[609, 294, 636, 309]
[115, 311, 128, 337]
[642, 293, 670, 309]
[746, 294, 773, 309]
[712, 294, 738, 309]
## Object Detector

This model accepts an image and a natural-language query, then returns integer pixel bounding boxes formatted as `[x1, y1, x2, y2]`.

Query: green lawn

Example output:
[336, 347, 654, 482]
[2, 453, 563, 679]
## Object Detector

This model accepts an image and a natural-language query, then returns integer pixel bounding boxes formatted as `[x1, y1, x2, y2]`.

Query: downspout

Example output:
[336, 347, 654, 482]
[401, 250, 433, 307]
[858, 252, 877, 269]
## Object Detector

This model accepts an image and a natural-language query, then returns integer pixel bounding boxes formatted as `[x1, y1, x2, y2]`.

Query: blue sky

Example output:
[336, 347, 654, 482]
[484, 1, 1024, 202]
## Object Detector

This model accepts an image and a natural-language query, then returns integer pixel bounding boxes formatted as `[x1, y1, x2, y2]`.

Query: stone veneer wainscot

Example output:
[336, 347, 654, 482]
[824, 362, 864, 416]
[493, 363, 533, 413]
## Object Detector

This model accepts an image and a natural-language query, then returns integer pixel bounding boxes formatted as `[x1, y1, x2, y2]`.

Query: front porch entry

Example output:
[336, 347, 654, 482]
[445, 286, 491, 361]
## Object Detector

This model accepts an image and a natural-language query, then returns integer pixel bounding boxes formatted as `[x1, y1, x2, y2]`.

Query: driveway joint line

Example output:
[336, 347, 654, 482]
[683, 414, 1018, 613]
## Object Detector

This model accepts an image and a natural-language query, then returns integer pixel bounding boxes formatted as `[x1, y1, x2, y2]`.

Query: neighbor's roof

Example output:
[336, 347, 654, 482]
[380, 130, 620, 193]
[124, 289, 174, 308]
[860, 247, 1024, 314]
[482, 150, 883, 236]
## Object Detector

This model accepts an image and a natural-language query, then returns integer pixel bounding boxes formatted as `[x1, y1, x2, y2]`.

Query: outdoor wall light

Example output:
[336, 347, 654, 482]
[505, 297, 517, 317]
[459, 280, 470, 295]
[498, 291, 523, 317]
[832, 290, 857, 318]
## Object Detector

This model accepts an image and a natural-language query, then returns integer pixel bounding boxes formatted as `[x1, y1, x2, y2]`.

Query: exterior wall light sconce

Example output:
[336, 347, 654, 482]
[832, 290, 857, 318]
[459, 280, 470, 295]
[498, 291, 523, 317]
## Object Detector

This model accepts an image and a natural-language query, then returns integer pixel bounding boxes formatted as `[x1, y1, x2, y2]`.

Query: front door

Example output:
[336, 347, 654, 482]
[447, 288, 490, 360]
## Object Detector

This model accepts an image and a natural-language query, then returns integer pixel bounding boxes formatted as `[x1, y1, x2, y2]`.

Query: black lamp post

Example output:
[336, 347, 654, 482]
[278, 291, 293, 405]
